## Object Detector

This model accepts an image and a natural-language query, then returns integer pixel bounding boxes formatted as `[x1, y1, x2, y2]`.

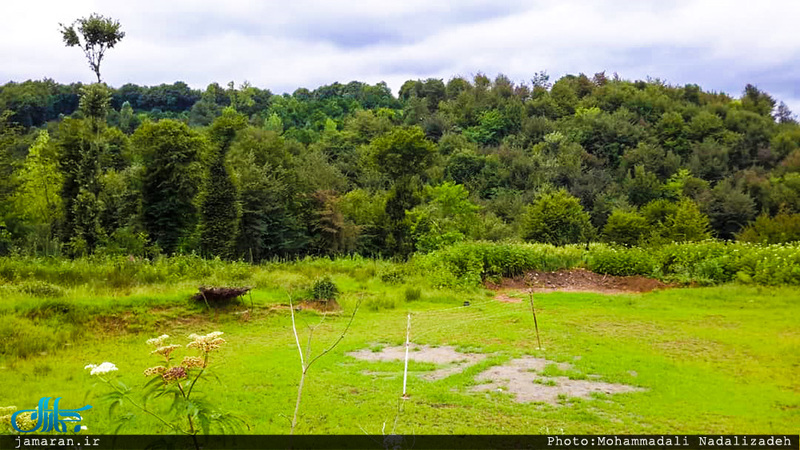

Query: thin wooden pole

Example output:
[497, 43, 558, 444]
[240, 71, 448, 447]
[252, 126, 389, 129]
[402, 313, 411, 398]
[529, 292, 542, 350]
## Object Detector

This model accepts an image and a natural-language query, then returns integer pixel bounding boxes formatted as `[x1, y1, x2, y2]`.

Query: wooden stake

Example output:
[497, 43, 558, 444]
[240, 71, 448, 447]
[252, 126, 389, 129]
[402, 313, 410, 398]
[529, 292, 542, 350]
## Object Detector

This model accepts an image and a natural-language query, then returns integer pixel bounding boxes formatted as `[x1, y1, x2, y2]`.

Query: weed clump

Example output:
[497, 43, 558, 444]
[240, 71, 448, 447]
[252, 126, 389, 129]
[15, 280, 65, 298]
[379, 268, 406, 284]
[404, 286, 422, 301]
[311, 276, 339, 302]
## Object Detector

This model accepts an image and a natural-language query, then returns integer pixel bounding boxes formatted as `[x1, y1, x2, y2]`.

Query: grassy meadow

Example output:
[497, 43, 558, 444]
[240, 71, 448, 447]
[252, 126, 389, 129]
[0, 254, 798, 435]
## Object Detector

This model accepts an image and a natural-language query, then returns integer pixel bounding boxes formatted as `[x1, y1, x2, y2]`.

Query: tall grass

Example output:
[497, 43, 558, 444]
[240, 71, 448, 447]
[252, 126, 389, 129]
[0, 254, 398, 291]
[1, 240, 798, 295]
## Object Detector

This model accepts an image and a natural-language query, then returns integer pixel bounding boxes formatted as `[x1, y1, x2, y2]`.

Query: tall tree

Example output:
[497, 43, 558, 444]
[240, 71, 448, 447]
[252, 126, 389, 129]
[704, 179, 756, 239]
[134, 120, 205, 254]
[58, 83, 114, 256]
[371, 126, 436, 182]
[0, 111, 22, 206]
[60, 14, 125, 83]
[228, 128, 307, 260]
[58, 117, 103, 256]
[199, 108, 247, 258]
[371, 126, 436, 255]
[12, 131, 62, 254]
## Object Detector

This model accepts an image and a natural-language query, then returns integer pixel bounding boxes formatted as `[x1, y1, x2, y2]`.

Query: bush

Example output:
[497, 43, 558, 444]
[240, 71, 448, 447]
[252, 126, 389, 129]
[520, 190, 594, 245]
[661, 198, 711, 242]
[737, 212, 800, 244]
[311, 276, 339, 301]
[640, 198, 711, 244]
[17, 280, 65, 298]
[416, 240, 800, 287]
[602, 209, 648, 246]
[379, 267, 406, 284]
[651, 241, 800, 285]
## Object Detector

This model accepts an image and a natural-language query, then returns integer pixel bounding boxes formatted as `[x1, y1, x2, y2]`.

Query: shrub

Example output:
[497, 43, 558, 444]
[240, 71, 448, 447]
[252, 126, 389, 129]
[641, 198, 710, 243]
[661, 198, 711, 242]
[650, 241, 800, 285]
[737, 212, 800, 244]
[520, 190, 594, 245]
[602, 209, 648, 246]
[16, 280, 65, 298]
[311, 276, 339, 301]
[379, 268, 406, 284]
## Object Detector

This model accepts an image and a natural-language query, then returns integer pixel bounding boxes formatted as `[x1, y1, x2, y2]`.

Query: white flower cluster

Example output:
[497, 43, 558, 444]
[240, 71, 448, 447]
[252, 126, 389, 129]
[84, 362, 118, 376]
[146, 334, 170, 347]
[187, 331, 226, 353]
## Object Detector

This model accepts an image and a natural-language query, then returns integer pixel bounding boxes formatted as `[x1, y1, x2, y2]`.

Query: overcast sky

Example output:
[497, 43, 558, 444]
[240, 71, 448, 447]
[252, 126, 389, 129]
[2, 0, 799, 112]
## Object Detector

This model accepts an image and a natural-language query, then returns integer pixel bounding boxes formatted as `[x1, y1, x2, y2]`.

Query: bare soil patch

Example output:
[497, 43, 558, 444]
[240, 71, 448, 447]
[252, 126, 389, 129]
[486, 268, 670, 295]
[299, 299, 341, 312]
[270, 299, 341, 313]
[472, 356, 644, 405]
[348, 344, 487, 380]
[494, 293, 520, 303]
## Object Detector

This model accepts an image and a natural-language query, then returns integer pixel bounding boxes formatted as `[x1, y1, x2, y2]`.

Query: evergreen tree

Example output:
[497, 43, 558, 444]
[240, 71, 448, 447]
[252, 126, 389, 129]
[134, 120, 205, 254]
[57, 117, 103, 255]
[57, 84, 113, 256]
[199, 108, 247, 258]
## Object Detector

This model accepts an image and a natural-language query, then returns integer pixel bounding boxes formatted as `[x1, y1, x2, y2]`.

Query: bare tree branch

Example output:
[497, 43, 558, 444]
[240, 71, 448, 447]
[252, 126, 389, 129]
[287, 292, 305, 370]
[288, 292, 361, 435]
[306, 297, 361, 369]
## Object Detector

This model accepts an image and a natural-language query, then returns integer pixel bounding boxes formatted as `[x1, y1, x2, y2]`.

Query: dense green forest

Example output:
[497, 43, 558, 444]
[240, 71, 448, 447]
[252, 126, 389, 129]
[1, 72, 800, 260]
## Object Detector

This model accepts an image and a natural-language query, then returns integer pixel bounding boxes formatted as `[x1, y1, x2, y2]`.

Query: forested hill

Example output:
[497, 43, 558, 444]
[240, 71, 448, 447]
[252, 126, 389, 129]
[1, 73, 799, 260]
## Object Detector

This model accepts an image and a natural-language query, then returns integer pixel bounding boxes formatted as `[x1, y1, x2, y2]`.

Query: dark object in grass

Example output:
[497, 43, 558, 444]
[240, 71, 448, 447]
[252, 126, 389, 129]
[463, 301, 470, 306]
[192, 286, 252, 306]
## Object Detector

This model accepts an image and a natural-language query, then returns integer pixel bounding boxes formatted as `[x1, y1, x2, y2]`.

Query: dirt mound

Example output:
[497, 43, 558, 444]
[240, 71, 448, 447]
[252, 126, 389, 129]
[472, 356, 644, 405]
[486, 269, 669, 295]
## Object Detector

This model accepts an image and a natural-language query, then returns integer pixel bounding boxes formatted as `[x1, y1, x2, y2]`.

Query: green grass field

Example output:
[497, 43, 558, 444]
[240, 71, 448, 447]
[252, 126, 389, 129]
[1, 259, 798, 435]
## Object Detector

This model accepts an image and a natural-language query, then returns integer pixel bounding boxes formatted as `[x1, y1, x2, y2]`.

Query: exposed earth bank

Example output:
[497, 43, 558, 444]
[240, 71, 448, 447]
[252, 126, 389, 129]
[486, 268, 672, 295]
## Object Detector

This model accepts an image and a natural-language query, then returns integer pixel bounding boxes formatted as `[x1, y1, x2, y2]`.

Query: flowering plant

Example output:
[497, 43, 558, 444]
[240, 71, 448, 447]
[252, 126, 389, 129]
[87, 331, 244, 438]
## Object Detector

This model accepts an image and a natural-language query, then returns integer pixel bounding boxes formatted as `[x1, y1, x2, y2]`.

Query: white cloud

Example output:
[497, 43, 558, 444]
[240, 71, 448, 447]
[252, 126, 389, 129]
[1, 0, 799, 112]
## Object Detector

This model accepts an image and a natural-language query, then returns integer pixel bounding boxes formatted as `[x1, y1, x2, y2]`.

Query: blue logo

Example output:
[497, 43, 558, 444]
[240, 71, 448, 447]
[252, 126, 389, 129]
[11, 397, 92, 433]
